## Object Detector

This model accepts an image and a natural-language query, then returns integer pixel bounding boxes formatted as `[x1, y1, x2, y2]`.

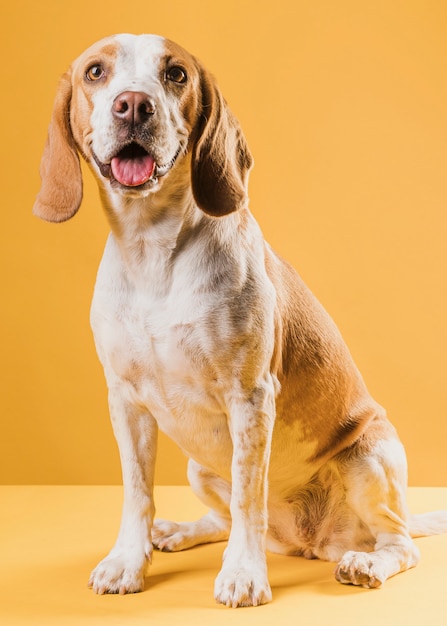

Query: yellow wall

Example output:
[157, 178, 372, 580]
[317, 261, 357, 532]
[2, 0, 447, 485]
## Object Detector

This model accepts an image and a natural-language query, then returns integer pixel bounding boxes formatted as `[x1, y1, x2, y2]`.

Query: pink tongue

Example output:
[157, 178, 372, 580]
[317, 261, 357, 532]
[111, 153, 156, 186]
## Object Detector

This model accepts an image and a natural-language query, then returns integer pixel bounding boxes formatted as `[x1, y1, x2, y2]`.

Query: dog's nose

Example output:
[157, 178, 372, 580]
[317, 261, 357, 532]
[112, 91, 156, 125]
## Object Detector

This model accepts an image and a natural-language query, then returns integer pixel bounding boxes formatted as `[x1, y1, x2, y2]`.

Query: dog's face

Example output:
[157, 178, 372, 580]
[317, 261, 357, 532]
[34, 34, 253, 222]
[70, 34, 201, 197]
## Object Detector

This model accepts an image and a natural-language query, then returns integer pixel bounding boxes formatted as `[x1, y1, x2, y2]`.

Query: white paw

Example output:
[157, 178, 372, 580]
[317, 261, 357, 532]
[335, 551, 384, 588]
[214, 564, 272, 608]
[152, 518, 193, 551]
[89, 552, 148, 595]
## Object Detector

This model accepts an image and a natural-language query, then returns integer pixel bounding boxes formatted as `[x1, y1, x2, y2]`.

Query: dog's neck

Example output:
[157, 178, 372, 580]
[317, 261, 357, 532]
[98, 152, 190, 233]
[95, 156, 240, 293]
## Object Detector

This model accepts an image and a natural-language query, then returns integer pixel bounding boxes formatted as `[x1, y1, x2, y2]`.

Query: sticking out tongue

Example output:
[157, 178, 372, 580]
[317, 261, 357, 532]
[111, 145, 156, 186]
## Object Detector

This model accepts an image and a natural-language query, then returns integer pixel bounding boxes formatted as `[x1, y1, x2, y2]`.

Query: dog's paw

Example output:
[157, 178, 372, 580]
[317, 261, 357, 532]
[214, 563, 272, 608]
[88, 552, 148, 595]
[334, 551, 385, 588]
[151, 519, 192, 552]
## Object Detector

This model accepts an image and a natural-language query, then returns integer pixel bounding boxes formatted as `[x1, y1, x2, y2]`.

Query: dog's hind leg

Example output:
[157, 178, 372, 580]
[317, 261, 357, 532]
[152, 459, 231, 552]
[334, 436, 420, 588]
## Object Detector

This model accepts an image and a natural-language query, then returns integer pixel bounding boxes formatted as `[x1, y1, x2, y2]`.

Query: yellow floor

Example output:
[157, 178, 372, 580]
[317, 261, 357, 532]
[0, 486, 446, 625]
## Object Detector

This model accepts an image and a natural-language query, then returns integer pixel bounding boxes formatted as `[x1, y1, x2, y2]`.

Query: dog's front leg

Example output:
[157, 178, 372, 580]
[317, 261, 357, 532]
[89, 388, 157, 594]
[214, 380, 275, 608]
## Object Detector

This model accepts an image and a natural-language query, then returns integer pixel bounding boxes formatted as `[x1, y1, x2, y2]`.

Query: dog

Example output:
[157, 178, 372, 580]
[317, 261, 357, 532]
[33, 34, 447, 607]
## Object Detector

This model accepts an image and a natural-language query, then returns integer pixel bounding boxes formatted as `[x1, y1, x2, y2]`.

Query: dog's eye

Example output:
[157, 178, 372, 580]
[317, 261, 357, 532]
[166, 66, 187, 84]
[86, 64, 105, 81]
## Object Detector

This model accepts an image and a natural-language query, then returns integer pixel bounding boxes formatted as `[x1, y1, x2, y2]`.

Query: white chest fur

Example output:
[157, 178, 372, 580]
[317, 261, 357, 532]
[90, 215, 275, 477]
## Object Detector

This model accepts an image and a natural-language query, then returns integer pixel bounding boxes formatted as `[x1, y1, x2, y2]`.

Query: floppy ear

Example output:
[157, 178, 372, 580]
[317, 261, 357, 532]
[191, 69, 253, 217]
[33, 71, 83, 222]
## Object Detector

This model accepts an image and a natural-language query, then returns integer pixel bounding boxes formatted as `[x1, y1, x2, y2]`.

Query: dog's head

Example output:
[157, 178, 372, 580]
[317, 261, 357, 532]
[33, 34, 253, 222]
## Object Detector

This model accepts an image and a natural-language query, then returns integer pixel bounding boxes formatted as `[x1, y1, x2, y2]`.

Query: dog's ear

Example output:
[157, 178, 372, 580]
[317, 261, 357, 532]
[191, 69, 253, 217]
[33, 71, 83, 222]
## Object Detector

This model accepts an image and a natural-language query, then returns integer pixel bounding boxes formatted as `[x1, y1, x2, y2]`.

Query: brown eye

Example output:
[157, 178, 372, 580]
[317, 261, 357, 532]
[166, 66, 187, 84]
[86, 64, 105, 81]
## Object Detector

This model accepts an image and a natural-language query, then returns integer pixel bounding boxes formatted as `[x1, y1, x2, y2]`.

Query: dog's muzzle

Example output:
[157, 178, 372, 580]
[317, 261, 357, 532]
[91, 90, 181, 189]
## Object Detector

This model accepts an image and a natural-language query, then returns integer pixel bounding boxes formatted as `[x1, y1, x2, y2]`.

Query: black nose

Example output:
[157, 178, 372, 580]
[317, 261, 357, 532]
[112, 91, 156, 125]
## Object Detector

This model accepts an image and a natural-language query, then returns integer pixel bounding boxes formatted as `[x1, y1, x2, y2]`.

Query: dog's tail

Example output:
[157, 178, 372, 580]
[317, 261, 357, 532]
[409, 510, 447, 538]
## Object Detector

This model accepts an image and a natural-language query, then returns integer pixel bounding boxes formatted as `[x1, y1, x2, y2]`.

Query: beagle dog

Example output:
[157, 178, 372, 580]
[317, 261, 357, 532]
[34, 34, 447, 608]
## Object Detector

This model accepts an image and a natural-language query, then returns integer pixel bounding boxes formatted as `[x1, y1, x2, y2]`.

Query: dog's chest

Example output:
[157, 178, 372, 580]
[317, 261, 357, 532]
[91, 237, 236, 469]
[95, 288, 221, 405]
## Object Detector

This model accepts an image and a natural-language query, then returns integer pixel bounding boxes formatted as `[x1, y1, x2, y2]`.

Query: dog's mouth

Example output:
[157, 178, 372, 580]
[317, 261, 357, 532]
[93, 143, 180, 189]
[111, 144, 156, 187]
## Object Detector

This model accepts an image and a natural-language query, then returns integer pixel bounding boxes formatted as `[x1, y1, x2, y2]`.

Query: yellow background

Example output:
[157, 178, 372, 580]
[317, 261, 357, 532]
[2, 0, 447, 486]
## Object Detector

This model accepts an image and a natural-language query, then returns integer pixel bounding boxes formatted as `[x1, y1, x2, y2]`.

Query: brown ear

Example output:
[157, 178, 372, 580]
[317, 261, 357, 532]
[191, 70, 253, 217]
[33, 71, 82, 222]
